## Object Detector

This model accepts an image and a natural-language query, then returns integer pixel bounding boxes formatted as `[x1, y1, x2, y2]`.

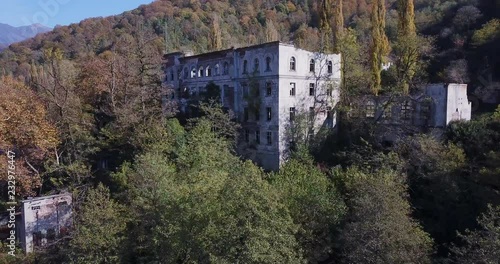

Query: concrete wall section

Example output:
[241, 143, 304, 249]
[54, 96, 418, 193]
[446, 83, 472, 124]
[20, 193, 72, 253]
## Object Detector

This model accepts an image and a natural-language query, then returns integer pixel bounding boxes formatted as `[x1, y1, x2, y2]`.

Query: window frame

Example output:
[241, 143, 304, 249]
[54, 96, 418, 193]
[266, 82, 272, 96]
[366, 100, 376, 118]
[309, 83, 315, 96]
[401, 101, 412, 120]
[243, 60, 248, 74]
[254, 58, 260, 73]
[290, 82, 296, 96]
[223, 62, 229, 75]
[198, 66, 204, 77]
[290, 57, 296, 71]
[206, 66, 212, 77]
[244, 107, 249, 122]
[266, 131, 273, 145]
[215, 64, 220, 75]
[245, 129, 250, 143]
[191, 67, 196, 78]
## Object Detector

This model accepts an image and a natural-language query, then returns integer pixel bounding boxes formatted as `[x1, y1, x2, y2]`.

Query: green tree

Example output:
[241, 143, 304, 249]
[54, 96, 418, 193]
[208, 14, 223, 51]
[337, 29, 369, 106]
[0, 76, 59, 198]
[319, 0, 333, 52]
[68, 184, 127, 263]
[271, 157, 346, 262]
[122, 119, 303, 263]
[451, 204, 500, 263]
[333, 0, 344, 53]
[395, 0, 418, 94]
[265, 19, 279, 42]
[370, 0, 390, 95]
[335, 168, 434, 263]
[471, 19, 500, 46]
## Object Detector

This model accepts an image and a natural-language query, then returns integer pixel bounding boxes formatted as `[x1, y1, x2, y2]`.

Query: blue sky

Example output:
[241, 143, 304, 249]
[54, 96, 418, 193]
[0, 0, 154, 28]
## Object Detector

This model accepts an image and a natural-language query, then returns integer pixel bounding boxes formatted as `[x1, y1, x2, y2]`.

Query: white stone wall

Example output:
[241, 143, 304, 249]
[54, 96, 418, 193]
[20, 193, 72, 253]
[446, 83, 472, 124]
[425, 83, 472, 127]
[277, 45, 341, 164]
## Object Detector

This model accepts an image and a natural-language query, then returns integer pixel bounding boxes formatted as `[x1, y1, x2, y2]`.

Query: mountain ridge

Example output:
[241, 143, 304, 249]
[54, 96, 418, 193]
[0, 22, 51, 47]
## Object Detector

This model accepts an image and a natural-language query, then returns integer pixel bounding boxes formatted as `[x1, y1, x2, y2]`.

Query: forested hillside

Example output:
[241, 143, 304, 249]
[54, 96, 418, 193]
[0, 0, 499, 263]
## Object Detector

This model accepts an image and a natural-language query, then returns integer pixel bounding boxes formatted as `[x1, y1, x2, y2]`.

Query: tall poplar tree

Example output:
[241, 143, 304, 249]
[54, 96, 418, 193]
[265, 19, 280, 42]
[319, 0, 334, 52]
[396, 0, 418, 94]
[370, 0, 390, 95]
[333, 0, 344, 53]
[208, 14, 222, 51]
[319, 0, 344, 53]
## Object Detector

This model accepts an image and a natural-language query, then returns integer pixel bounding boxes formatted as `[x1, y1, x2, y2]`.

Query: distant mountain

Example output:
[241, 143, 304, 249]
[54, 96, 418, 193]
[0, 23, 51, 47]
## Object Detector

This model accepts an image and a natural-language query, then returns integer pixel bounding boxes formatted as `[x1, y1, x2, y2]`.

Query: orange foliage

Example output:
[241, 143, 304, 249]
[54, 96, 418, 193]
[0, 76, 59, 197]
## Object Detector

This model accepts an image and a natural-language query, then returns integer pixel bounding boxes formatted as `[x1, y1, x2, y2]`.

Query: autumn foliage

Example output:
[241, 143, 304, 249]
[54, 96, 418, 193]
[0, 76, 58, 197]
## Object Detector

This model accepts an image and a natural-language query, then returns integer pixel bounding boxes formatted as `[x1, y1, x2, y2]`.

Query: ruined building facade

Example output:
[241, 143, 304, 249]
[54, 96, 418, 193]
[352, 83, 472, 141]
[163, 42, 341, 170]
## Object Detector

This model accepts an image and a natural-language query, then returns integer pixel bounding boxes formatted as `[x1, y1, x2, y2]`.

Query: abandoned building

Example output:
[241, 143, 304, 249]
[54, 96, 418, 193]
[352, 83, 472, 141]
[20, 193, 72, 253]
[163, 41, 341, 170]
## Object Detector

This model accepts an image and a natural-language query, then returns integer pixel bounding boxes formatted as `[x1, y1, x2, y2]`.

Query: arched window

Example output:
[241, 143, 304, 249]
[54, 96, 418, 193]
[243, 60, 248, 73]
[290, 57, 296, 71]
[401, 101, 412, 120]
[191, 67, 196, 78]
[327, 61, 333, 74]
[309, 59, 315, 72]
[223, 62, 229, 75]
[215, 63, 220, 75]
[266, 57, 271, 71]
[254, 58, 259, 72]
[198, 66, 204, 77]
[366, 100, 376, 118]
[206, 66, 212, 77]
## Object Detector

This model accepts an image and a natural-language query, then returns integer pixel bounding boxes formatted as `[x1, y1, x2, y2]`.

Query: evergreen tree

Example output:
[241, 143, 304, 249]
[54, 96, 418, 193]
[319, 0, 333, 52]
[68, 184, 127, 263]
[397, 0, 416, 36]
[336, 168, 434, 263]
[451, 205, 500, 263]
[208, 14, 222, 51]
[265, 19, 280, 42]
[333, 0, 344, 53]
[396, 0, 418, 94]
[272, 157, 346, 262]
[370, 0, 390, 95]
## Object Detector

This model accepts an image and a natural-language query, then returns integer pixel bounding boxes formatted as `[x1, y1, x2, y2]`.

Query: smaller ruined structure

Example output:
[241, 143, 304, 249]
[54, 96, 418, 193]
[351, 83, 472, 141]
[20, 193, 72, 253]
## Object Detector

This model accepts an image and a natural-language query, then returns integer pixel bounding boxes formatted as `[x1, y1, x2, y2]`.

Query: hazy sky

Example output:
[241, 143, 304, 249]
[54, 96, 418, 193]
[0, 0, 154, 28]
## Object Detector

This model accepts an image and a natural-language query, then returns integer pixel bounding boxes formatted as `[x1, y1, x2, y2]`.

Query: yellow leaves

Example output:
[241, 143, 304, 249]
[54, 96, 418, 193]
[0, 76, 59, 151]
[0, 76, 59, 197]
